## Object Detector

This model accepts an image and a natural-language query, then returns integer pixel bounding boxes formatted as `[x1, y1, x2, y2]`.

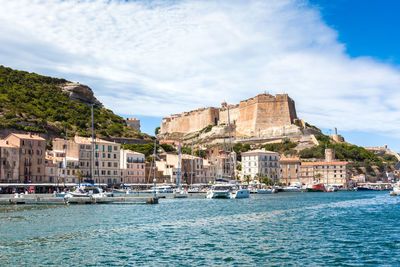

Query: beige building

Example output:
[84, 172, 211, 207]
[44, 157, 58, 183]
[298, 148, 349, 187]
[5, 133, 46, 183]
[156, 153, 207, 184]
[120, 149, 145, 184]
[0, 140, 19, 183]
[241, 149, 280, 181]
[53, 136, 121, 185]
[299, 161, 348, 186]
[279, 158, 301, 185]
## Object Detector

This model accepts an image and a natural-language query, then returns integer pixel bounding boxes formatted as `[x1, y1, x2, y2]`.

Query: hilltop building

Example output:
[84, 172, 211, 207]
[160, 93, 299, 138]
[126, 118, 140, 132]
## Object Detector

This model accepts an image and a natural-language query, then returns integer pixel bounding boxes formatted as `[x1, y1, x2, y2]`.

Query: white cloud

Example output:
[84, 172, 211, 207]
[0, 0, 400, 140]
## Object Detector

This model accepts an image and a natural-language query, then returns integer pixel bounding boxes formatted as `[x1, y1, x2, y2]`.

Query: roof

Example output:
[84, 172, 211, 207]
[74, 136, 116, 145]
[0, 140, 18, 148]
[121, 149, 145, 156]
[279, 157, 300, 163]
[301, 161, 348, 166]
[242, 149, 278, 155]
[8, 133, 45, 141]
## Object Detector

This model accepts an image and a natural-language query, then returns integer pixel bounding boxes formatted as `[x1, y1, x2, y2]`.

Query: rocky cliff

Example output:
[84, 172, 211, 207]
[61, 82, 103, 107]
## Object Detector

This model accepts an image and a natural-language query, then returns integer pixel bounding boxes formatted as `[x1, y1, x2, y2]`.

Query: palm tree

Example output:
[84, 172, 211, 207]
[244, 175, 251, 184]
[75, 170, 83, 185]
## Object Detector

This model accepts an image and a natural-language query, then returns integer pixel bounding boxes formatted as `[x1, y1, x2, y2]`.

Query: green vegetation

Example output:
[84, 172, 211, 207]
[260, 138, 297, 155]
[233, 143, 251, 161]
[0, 65, 149, 139]
[155, 127, 160, 135]
[300, 135, 383, 169]
[160, 143, 175, 153]
[124, 143, 156, 157]
[305, 122, 321, 132]
[181, 146, 207, 158]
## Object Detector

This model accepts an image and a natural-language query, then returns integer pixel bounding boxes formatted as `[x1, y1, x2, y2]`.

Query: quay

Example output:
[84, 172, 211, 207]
[0, 194, 159, 205]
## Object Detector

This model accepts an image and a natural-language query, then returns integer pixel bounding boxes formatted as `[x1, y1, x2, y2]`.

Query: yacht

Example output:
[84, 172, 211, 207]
[257, 188, 273, 194]
[230, 185, 250, 199]
[282, 183, 305, 192]
[206, 184, 232, 199]
[64, 185, 106, 198]
[391, 183, 400, 196]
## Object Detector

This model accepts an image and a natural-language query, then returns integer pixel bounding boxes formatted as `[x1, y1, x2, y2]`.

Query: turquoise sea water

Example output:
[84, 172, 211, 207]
[1, 191, 400, 266]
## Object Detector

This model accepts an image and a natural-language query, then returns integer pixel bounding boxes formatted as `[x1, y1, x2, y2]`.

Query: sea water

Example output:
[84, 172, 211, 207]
[1, 191, 400, 266]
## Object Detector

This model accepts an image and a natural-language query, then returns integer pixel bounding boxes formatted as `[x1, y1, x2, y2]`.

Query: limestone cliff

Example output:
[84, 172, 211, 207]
[60, 82, 103, 107]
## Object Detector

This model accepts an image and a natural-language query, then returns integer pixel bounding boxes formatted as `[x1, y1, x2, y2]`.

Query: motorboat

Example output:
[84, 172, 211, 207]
[64, 185, 106, 198]
[327, 185, 338, 192]
[206, 184, 232, 199]
[257, 188, 273, 194]
[306, 183, 326, 192]
[282, 183, 305, 192]
[390, 183, 400, 196]
[230, 185, 250, 199]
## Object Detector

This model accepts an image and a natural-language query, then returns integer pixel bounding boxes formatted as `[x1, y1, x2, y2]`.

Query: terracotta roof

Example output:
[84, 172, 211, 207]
[0, 140, 18, 148]
[10, 133, 45, 141]
[301, 161, 348, 166]
[279, 157, 300, 162]
[242, 149, 278, 155]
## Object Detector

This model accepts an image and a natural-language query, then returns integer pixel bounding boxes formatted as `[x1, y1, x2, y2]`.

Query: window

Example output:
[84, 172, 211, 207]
[114, 146, 118, 151]
[108, 154, 111, 159]
[114, 162, 118, 167]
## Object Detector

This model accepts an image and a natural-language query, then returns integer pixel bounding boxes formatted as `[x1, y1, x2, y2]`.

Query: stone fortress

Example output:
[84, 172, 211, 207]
[159, 93, 302, 139]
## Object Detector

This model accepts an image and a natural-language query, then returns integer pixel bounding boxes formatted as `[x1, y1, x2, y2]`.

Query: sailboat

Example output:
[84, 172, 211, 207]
[174, 142, 188, 198]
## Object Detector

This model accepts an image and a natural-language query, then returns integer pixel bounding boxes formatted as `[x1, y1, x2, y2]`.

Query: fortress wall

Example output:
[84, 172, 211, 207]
[236, 94, 297, 136]
[160, 107, 218, 134]
[160, 93, 298, 138]
[218, 105, 240, 125]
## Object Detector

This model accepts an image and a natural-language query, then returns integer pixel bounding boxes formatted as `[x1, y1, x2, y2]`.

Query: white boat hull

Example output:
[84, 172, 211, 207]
[257, 189, 272, 194]
[206, 190, 230, 199]
[230, 189, 250, 199]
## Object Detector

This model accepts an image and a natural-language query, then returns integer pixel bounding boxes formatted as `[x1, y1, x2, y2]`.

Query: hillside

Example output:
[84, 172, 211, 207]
[0, 65, 151, 139]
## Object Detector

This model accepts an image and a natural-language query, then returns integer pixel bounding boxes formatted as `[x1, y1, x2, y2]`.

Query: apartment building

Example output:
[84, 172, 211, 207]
[279, 158, 301, 185]
[53, 136, 121, 185]
[0, 140, 19, 182]
[5, 133, 46, 183]
[120, 149, 145, 184]
[241, 149, 280, 181]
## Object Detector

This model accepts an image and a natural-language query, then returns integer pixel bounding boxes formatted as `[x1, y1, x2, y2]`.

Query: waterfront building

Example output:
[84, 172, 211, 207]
[44, 157, 58, 183]
[120, 149, 145, 184]
[205, 147, 237, 180]
[0, 140, 19, 183]
[241, 149, 280, 181]
[156, 153, 207, 184]
[53, 136, 121, 185]
[5, 133, 46, 183]
[298, 149, 349, 187]
[279, 157, 301, 185]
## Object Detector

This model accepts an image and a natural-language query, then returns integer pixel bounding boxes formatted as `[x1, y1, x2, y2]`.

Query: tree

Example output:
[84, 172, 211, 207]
[244, 175, 251, 184]
[75, 170, 83, 185]
[155, 127, 160, 135]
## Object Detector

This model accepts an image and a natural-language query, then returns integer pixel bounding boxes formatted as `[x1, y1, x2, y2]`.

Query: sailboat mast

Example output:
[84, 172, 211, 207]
[152, 138, 156, 197]
[64, 130, 67, 187]
[177, 142, 181, 190]
[227, 105, 233, 180]
[91, 104, 95, 185]
[190, 139, 194, 186]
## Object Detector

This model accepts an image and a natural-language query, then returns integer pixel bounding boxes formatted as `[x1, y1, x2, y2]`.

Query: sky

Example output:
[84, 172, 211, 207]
[0, 0, 399, 152]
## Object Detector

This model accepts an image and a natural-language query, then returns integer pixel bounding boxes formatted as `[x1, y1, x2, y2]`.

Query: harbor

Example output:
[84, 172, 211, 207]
[1, 190, 400, 266]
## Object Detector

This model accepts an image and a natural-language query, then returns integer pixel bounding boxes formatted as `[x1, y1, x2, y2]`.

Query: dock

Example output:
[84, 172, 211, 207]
[0, 194, 159, 205]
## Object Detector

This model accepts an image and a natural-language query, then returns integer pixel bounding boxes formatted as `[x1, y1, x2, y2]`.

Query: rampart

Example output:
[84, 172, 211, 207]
[159, 93, 298, 137]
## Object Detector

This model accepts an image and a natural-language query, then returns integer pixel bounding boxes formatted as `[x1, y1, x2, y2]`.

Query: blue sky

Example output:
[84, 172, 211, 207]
[0, 0, 399, 152]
